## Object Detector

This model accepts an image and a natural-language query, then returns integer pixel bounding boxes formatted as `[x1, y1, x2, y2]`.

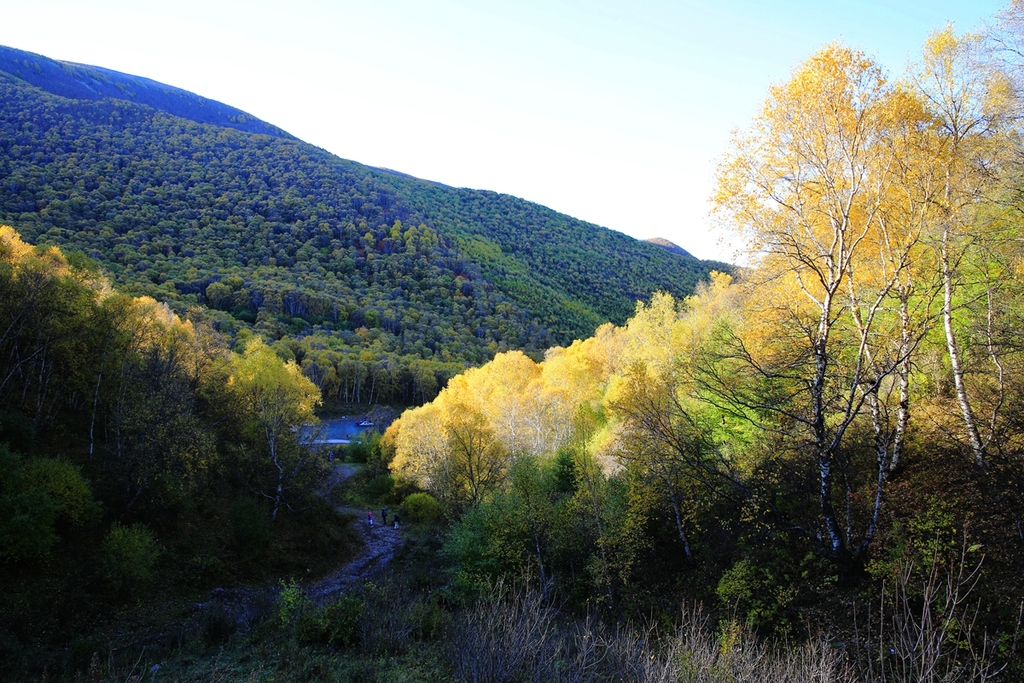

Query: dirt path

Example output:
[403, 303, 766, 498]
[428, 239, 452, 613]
[308, 462, 405, 602]
[195, 462, 404, 624]
[316, 462, 361, 497]
[308, 510, 404, 603]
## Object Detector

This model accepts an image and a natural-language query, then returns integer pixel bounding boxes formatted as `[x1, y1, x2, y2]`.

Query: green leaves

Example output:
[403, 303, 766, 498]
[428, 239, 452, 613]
[101, 522, 161, 595]
[0, 62, 726, 375]
[228, 338, 322, 519]
[0, 446, 58, 562]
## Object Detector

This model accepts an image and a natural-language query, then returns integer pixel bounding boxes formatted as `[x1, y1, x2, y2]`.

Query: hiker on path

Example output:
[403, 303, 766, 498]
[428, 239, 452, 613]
[393, 513, 400, 530]
[367, 510, 373, 526]
[381, 506, 389, 526]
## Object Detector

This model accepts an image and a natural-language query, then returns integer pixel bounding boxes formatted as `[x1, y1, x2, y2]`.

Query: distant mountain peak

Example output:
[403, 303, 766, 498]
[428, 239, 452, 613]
[645, 237, 693, 259]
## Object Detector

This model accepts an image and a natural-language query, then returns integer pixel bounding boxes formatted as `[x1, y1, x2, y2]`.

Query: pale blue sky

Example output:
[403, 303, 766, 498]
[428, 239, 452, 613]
[0, 0, 1008, 260]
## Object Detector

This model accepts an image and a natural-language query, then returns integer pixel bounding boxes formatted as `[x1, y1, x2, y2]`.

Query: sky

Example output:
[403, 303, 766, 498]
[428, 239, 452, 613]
[0, 0, 1009, 261]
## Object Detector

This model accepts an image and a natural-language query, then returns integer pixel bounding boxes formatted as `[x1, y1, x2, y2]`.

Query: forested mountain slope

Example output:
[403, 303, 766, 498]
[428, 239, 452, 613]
[0, 44, 727, 367]
[0, 46, 292, 138]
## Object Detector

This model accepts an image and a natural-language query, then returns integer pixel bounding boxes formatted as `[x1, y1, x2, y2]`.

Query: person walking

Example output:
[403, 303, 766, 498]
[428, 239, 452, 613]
[367, 510, 373, 526]
[393, 512, 400, 530]
[381, 506, 389, 526]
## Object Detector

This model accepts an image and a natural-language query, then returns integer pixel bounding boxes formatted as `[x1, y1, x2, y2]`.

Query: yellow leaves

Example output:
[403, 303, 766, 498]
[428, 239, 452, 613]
[715, 43, 932, 276]
[0, 225, 76, 282]
[386, 402, 447, 486]
[229, 338, 321, 424]
[924, 24, 960, 68]
[622, 291, 681, 377]
[0, 227, 208, 363]
[714, 37, 984, 374]
[386, 268, 748, 503]
[769, 42, 883, 136]
[0, 225, 34, 263]
[388, 391, 508, 506]
[617, 275, 743, 390]
[544, 322, 624, 402]
[914, 24, 1015, 169]
[732, 269, 811, 367]
[917, 25, 1001, 128]
[387, 334, 633, 495]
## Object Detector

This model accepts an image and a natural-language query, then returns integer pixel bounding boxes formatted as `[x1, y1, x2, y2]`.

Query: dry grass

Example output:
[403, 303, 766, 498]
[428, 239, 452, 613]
[450, 581, 847, 683]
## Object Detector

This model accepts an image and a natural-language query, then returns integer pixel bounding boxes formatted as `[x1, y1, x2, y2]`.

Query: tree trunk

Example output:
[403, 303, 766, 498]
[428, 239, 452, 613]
[668, 492, 693, 563]
[533, 532, 548, 599]
[890, 295, 912, 472]
[942, 226, 986, 468]
[813, 296, 845, 563]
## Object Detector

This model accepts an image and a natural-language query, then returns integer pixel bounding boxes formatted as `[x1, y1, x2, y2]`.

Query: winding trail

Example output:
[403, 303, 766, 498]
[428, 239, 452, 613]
[308, 463, 404, 603]
[194, 463, 404, 626]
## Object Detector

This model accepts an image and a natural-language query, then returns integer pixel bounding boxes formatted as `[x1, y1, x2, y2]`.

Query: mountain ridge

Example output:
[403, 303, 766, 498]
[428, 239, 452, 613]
[645, 236, 693, 259]
[0, 43, 728, 367]
[0, 45, 293, 139]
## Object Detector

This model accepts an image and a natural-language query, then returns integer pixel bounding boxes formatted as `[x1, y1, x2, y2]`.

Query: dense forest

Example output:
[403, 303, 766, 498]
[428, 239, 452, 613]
[4, 6, 1024, 683]
[0, 225, 358, 677]
[0, 46, 294, 139]
[0, 44, 727, 379]
[378, 17, 1024, 683]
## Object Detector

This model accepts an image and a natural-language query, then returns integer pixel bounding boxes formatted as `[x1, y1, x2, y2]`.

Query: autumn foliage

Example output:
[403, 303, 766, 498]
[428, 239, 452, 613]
[382, 22, 1024, 678]
[6, 8, 1024, 682]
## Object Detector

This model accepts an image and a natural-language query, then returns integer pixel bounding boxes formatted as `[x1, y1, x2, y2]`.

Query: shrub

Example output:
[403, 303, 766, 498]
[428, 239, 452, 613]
[365, 474, 396, 501]
[397, 491, 442, 524]
[181, 554, 228, 589]
[198, 603, 237, 647]
[345, 440, 369, 463]
[21, 456, 95, 526]
[715, 556, 800, 634]
[277, 578, 310, 629]
[297, 594, 364, 647]
[0, 410, 35, 452]
[231, 496, 270, 558]
[0, 451, 57, 561]
[102, 522, 160, 595]
[0, 493, 55, 562]
[401, 492, 441, 524]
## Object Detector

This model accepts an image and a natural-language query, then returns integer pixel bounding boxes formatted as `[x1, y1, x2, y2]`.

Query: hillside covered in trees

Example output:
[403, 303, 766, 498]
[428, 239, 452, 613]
[5, 6, 1024, 682]
[0, 44, 727, 381]
[0, 225, 362, 677]
[376, 17, 1024, 682]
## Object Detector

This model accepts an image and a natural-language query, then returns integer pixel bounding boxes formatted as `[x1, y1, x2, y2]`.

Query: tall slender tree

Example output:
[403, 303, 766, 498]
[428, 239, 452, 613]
[229, 339, 321, 519]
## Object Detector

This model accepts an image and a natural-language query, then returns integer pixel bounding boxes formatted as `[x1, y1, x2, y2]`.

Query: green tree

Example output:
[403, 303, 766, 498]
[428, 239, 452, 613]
[912, 27, 1019, 468]
[0, 445, 57, 561]
[229, 339, 321, 519]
